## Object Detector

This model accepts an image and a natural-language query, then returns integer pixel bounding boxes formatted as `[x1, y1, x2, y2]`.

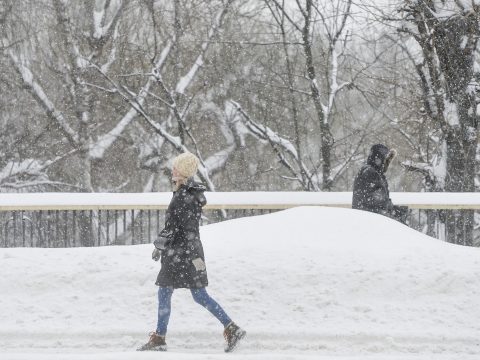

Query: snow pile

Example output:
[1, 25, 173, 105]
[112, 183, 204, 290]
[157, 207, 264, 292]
[1, 207, 479, 359]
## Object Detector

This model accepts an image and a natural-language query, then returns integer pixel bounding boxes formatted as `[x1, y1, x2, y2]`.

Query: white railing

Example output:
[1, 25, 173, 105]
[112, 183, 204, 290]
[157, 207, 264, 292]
[1, 192, 479, 247]
[1, 192, 480, 210]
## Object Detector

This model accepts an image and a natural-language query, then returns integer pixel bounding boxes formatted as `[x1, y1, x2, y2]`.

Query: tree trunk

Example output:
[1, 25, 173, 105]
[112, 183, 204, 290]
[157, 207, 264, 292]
[77, 146, 95, 246]
[406, 7, 479, 245]
[301, 0, 333, 191]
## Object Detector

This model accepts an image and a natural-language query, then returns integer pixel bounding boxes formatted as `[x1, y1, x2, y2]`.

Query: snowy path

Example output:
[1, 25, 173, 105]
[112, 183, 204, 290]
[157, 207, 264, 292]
[1, 328, 479, 353]
[1, 207, 479, 359]
[4, 353, 480, 360]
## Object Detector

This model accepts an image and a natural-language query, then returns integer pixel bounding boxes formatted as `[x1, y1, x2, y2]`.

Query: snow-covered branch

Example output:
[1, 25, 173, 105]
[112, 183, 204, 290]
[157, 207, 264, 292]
[92, 0, 124, 41]
[7, 52, 80, 145]
[89, 41, 174, 159]
[91, 63, 217, 191]
[175, 0, 234, 94]
[401, 160, 441, 191]
[267, 0, 352, 190]
[230, 100, 319, 190]
[0, 159, 84, 191]
[202, 101, 250, 176]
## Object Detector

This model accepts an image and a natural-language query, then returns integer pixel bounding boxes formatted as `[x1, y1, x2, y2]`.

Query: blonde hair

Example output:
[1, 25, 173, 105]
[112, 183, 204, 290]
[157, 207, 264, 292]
[172, 152, 199, 189]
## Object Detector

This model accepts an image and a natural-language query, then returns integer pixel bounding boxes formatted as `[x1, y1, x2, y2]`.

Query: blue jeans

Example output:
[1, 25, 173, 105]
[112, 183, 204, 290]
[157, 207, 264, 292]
[156, 287, 232, 336]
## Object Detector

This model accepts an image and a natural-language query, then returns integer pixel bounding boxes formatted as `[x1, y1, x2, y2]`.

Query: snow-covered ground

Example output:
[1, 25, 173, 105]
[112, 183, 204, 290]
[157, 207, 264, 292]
[1, 207, 479, 360]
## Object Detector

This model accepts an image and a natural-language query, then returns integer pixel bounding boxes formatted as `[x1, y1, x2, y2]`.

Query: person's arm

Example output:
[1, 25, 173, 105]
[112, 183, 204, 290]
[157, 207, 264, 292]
[359, 168, 391, 211]
[176, 190, 205, 262]
[392, 205, 409, 224]
[152, 228, 174, 261]
[181, 190, 205, 233]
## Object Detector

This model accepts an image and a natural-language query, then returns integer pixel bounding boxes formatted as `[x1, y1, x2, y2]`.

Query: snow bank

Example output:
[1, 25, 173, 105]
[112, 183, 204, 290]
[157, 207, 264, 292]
[1, 207, 479, 359]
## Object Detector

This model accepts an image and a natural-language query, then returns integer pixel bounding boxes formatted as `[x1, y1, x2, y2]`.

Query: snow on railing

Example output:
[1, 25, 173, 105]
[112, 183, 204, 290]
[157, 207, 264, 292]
[1, 192, 479, 248]
[0, 192, 480, 210]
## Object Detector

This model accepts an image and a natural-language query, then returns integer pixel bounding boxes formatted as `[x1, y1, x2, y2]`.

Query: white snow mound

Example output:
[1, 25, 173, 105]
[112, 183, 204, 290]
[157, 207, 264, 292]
[1, 206, 479, 359]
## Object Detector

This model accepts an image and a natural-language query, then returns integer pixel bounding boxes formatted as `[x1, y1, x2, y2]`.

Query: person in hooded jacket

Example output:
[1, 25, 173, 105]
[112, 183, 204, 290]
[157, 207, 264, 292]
[352, 144, 408, 223]
[138, 152, 246, 353]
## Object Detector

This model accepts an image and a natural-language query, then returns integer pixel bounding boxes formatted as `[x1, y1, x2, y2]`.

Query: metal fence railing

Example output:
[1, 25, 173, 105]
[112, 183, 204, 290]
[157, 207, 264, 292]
[0, 208, 279, 248]
[1, 192, 479, 247]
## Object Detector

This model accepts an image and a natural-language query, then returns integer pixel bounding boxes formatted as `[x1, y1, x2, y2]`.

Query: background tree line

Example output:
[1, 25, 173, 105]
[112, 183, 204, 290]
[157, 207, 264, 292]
[1, 0, 479, 245]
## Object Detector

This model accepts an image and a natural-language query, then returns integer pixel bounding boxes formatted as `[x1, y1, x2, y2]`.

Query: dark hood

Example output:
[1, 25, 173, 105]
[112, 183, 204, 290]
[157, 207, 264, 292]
[366, 144, 390, 172]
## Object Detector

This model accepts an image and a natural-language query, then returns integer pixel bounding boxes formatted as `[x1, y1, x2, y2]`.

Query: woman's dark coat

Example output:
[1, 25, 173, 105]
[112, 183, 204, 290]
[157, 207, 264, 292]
[155, 178, 208, 289]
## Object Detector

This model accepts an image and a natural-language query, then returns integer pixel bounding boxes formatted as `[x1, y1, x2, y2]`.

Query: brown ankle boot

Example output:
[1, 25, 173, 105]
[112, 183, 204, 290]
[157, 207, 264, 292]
[137, 332, 167, 351]
[223, 322, 246, 352]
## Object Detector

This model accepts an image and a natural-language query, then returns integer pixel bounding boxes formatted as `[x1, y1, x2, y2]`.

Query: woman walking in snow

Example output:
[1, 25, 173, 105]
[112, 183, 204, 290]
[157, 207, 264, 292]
[138, 152, 246, 352]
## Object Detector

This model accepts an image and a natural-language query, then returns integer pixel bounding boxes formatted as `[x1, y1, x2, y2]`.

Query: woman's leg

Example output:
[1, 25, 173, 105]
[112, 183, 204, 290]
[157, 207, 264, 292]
[156, 287, 174, 336]
[190, 288, 232, 327]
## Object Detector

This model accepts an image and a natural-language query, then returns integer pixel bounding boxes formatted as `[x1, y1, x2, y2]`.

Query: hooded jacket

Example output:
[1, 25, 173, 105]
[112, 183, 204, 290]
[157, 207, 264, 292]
[352, 144, 396, 215]
[156, 178, 208, 289]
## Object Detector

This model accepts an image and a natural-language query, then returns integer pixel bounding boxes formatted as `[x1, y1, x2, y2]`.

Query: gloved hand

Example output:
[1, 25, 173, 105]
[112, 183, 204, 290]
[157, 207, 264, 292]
[386, 198, 394, 212]
[152, 248, 161, 261]
[154, 229, 173, 250]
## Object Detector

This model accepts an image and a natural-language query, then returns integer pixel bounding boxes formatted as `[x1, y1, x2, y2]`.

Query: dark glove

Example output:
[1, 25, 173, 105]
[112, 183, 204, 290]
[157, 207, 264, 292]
[152, 248, 161, 261]
[386, 199, 394, 212]
[154, 229, 173, 250]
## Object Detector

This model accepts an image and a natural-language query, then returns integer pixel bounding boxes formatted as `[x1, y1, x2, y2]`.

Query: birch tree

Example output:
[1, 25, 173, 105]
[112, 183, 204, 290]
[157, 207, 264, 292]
[227, 0, 362, 191]
[2, 0, 127, 192]
[394, 1, 480, 245]
[90, 0, 240, 193]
